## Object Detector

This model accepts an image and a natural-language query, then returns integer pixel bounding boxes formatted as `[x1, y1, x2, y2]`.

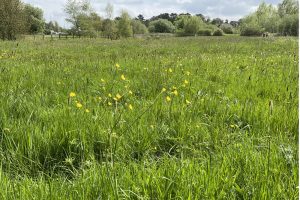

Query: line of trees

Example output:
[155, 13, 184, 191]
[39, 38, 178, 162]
[0, 0, 298, 40]
[0, 0, 45, 40]
[240, 0, 299, 36]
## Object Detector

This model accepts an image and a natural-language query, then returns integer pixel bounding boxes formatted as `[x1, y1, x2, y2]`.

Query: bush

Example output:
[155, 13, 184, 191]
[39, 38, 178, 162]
[197, 29, 212, 36]
[213, 29, 223, 36]
[132, 20, 148, 34]
[148, 19, 175, 33]
[240, 24, 264, 36]
[183, 16, 203, 35]
[220, 24, 234, 34]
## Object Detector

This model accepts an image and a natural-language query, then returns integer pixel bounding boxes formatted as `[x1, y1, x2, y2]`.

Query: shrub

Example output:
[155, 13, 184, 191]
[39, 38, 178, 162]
[197, 29, 212, 36]
[183, 16, 203, 35]
[240, 24, 264, 36]
[132, 20, 148, 34]
[148, 19, 175, 33]
[220, 24, 234, 34]
[213, 29, 223, 36]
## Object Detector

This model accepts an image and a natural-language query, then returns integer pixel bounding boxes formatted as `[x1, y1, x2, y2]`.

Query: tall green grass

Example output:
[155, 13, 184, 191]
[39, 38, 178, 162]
[0, 36, 298, 199]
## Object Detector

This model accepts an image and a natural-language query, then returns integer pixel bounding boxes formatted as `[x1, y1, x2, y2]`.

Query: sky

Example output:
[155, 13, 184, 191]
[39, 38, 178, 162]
[23, 0, 282, 28]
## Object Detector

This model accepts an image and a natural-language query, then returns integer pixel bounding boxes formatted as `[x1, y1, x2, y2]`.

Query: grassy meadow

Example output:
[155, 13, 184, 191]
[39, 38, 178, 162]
[0, 36, 298, 199]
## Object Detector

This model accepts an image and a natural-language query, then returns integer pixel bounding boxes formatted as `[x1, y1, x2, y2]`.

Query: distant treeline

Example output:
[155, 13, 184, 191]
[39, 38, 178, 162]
[0, 0, 298, 40]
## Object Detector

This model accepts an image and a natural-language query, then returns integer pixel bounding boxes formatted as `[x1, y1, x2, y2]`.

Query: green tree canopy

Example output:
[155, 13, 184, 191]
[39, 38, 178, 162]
[117, 11, 133, 37]
[0, 0, 24, 40]
[23, 4, 45, 34]
[148, 19, 176, 33]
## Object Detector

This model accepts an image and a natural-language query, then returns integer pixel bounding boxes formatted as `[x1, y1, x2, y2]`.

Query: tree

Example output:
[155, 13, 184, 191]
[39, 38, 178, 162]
[64, 0, 91, 33]
[278, 0, 299, 36]
[0, 0, 24, 40]
[90, 12, 102, 32]
[136, 14, 145, 22]
[44, 21, 62, 34]
[196, 14, 206, 22]
[175, 15, 204, 35]
[230, 21, 240, 28]
[278, 0, 299, 17]
[23, 4, 45, 34]
[170, 13, 178, 23]
[148, 19, 175, 33]
[117, 10, 133, 37]
[211, 18, 223, 26]
[102, 19, 118, 39]
[220, 23, 234, 34]
[238, 1, 293, 36]
[132, 20, 148, 34]
[105, 3, 114, 19]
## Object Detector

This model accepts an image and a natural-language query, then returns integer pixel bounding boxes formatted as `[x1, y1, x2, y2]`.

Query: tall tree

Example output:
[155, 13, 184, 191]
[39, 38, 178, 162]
[64, 0, 91, 32]
[278, 0, 299, 17]
[0, 0, 24, 40]
[23, 4, 45, 34]
[105, 3, 114, 19]
[132, 20, 148, 35]
[118, 10, 133, 37]
[211, 18, 223, 27]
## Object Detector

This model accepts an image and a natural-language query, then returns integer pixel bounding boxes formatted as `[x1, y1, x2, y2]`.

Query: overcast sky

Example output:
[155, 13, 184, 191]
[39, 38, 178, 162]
[23, 0, 281, 28]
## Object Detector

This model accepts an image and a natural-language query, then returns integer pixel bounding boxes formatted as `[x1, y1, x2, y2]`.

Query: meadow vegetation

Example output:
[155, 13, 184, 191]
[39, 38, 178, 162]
[0, 36, 298, 199]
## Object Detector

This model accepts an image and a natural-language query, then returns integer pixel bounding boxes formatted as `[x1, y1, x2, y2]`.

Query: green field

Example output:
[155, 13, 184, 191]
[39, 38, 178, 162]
[0, 36, 298, 199]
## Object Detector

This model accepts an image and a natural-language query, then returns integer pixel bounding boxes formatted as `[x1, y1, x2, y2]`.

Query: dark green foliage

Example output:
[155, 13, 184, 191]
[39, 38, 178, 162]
[0, 0, 24, 40]
[278, 14, 299, 36]
[117, 11, 133, 38]
[132, 20, 148, 34]
[23, 4, 45, 34]
[240, 24, 264, 36]
[197, 29, 212, 36]
[213, 29, 223, 36]
[220, 23, 234, 34]
[149, 19, 176, 33]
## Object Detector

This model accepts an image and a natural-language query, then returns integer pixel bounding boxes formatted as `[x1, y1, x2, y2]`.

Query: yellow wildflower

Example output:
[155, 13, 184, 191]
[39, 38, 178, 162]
[184, 80, 189, 84]
[128, 104, 133, 110]
[108, 102, 112, 106]
[116, 93, 122, 100]
[168, 68, 173, 73]
[166, 96, 172, 102]
[121, 74, 126, 80]
[69, 92, 76, 97]
[76, 102, 83, 108]
[172, 90, 178, 96]
[116, 63, 120, 68]
[85, 109, 90, 113]
[162, 88, 167, 92]
[108, 93, 112, 97]
[101, 79, 105, 83]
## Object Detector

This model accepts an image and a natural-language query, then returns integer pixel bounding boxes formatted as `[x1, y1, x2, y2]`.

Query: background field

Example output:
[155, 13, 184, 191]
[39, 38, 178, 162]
[0, 36, 298, 199]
